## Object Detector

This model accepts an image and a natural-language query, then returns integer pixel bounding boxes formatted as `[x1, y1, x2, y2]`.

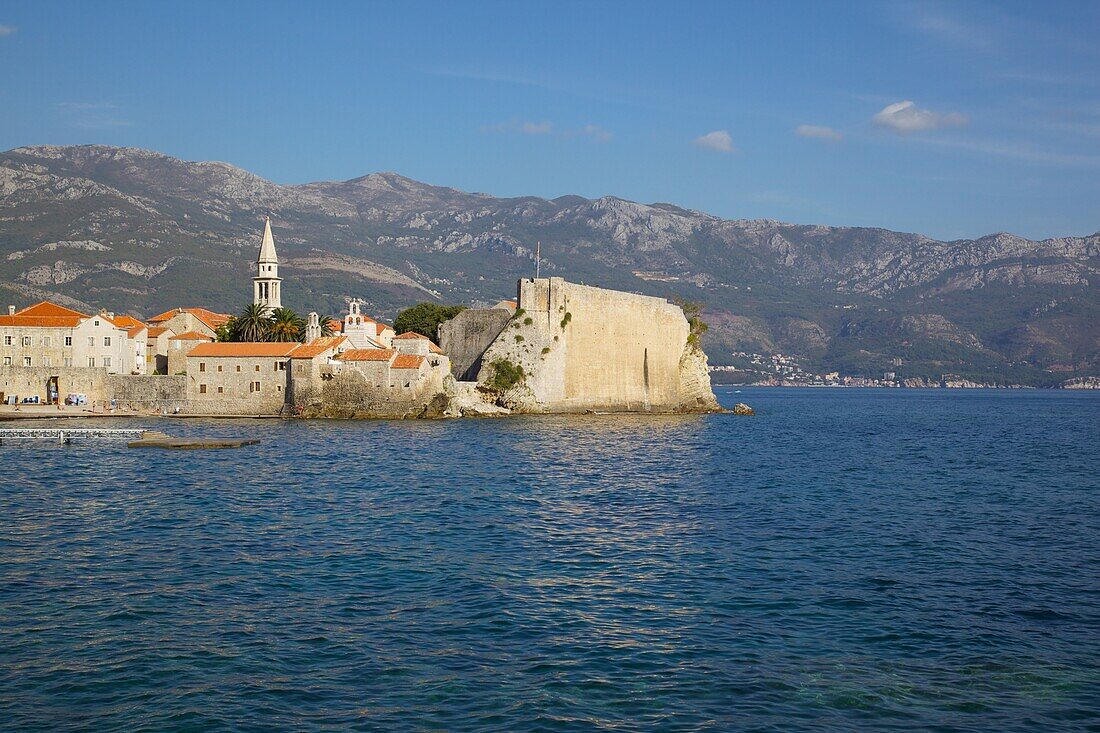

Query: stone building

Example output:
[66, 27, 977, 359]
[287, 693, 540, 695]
[0, 301, 130, 375]
[146, 307, 231, 339]
[109, 315, 148, 375]
[167, 331, 215, 375]
[183, 341, 298, 414]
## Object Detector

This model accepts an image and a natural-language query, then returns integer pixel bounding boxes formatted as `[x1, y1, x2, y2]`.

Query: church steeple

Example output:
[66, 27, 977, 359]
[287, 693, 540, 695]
[253, 216, 282, 309]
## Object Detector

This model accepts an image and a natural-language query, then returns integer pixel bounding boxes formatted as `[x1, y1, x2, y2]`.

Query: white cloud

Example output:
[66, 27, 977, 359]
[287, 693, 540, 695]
[795, 124, 842, 141]
[55, 102, 133, 129]
[693, 130, 734, 153]
[486, 119, 611, 142]
[0, 24, 15, 36]
[520, 121, 553, 135]
[578, 124, 612, 142]
[872, 100, 968, 133]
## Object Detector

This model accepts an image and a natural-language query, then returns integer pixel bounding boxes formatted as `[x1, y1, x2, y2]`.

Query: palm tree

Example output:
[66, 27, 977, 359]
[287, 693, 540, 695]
[235, 303, 270, 342]
[317, 315, 336, 338]
[268, 307, 306, 342]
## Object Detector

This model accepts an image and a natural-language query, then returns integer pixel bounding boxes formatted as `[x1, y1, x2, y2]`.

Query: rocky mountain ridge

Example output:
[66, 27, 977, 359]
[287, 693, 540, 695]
[0, 144, 1096, 384]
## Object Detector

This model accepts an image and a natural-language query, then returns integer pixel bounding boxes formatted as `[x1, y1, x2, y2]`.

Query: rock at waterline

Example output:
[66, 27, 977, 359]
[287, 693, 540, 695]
[733, 403, 755, 416]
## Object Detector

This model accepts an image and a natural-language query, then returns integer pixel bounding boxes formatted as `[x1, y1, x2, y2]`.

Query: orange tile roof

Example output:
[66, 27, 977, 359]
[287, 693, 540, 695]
[186, 342, 299, 358]
[337, 348, 396, 362]
[108, 314, 145, 329]
[392, 354, 426, 369]
[289, 336, 347, 359]
[126, 325, 147, 338]
[18, 301, 89, 318]
[376, 323, 392, 335]
[147, 307, 231, 330]
[429, 342, 445, 354]
[0, 300, 90, 328]
[146, 326, 169, 337]
[170, 331, 214, 341]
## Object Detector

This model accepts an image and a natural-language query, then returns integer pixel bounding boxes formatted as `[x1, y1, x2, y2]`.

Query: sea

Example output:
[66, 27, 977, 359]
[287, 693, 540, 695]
[1, 387, 1097, 732]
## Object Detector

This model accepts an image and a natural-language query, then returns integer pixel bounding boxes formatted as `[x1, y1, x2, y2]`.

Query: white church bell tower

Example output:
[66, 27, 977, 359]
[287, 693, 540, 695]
[253, 216, 282, 309]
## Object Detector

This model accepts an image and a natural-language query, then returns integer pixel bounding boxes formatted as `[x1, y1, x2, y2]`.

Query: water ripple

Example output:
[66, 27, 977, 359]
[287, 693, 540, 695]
[0, 388, 1098, 731]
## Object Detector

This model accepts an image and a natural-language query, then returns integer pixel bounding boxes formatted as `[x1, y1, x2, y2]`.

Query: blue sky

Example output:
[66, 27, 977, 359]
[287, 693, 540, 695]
[1, 0, 1098, 240]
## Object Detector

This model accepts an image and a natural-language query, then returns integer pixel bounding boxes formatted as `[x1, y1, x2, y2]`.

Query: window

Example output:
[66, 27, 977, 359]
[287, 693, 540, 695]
[3, 336, 10, 345]
[23, 357, 31, 367]
[104, 337, 111, 347]
[94, 320, 100, 326]
[199, 384, 207, 394]
[235, 365, 241, 372]
[254, 364, 260, 372]
[43, 357, 51, 367]
[88, 358, 95, 367]
[217, 365, 223, 372]
[63, 357, 72, 367]
[199, 362, 206, 372]
[103, 357, 111, 368]
[22, 336, 31, 346]
[43, 336, 51, 347]
[217, 386, 224, 394]
[88, 337, 95, 348]
[2, 356, 10, 366]
[250, 381, 261, 393]
[64, 336, 72, 347]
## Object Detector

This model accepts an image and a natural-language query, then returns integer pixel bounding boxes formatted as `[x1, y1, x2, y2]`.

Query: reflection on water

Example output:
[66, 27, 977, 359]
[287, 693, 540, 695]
[1, 388, 1098, 731]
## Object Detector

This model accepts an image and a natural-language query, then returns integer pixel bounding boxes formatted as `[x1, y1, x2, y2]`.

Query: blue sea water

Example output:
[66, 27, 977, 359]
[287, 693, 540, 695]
[0, 387, 1098, 732]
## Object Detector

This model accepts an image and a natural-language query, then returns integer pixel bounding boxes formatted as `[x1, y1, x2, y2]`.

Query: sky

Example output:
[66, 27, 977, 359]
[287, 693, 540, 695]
[0, 0, 1098, 240]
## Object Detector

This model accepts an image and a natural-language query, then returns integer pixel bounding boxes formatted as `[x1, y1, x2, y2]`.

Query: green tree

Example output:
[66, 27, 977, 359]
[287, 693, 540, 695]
[393, 302, 467, 342]
[316, 315, 337, 338]
[235, 303, 270, 342]
[269, 307, 307, 342]
[216, 317, 237, 342]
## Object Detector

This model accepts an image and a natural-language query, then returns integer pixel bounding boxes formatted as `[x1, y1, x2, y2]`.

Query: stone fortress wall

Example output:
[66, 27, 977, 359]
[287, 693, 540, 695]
[438, 308, 512, 381]
[475, 278, 719, 413]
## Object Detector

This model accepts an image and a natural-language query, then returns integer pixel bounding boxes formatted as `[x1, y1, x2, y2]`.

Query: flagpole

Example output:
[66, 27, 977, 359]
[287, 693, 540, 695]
[536, 241, 541, 278]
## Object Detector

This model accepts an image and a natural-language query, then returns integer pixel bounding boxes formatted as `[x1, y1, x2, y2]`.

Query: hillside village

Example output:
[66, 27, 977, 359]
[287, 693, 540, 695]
[0, 218, 720, 416]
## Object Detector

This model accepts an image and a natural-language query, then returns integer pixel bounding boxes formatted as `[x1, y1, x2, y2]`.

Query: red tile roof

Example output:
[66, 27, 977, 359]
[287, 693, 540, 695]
[126, 325, 147, 338]
[146, 326, 169, 337]
[186, 342, 299, 358]
[337, 348, 396, 362]
[289, 336, 347, 359]
[0, 300, 90, 328]
[169, 331, 214, 341]
[392, 354, 426, 369]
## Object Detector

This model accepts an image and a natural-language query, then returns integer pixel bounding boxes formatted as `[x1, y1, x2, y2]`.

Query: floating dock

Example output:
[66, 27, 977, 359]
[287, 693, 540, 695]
[0, 428, 258, 450]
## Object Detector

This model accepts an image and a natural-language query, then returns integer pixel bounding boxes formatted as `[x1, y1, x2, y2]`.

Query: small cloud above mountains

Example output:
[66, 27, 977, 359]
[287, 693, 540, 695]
[0, 24, 16, 36]
[693, 130, 734, 153]
[485, 119, 611, 142]
[795, 124, 842, 141]
[873, 100, 968, 133]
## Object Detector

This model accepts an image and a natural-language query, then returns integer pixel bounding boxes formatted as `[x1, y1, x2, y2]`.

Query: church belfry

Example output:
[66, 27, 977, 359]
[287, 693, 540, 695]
[253, 216, 282, 309]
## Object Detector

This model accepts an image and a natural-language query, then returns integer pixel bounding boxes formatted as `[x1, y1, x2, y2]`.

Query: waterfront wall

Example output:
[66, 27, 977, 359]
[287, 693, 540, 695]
[439, 308, 512, 380]
[299, 368, 448, 419]
[475, 278, 719, 412]
[0, 367, 186, 410]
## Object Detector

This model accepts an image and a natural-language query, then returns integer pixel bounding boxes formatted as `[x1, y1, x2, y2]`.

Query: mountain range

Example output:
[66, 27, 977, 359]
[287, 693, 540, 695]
[1, 144, 1097, 384]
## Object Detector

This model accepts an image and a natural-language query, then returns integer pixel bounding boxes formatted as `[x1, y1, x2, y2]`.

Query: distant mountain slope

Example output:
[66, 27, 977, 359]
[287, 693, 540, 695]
[1, 144, 1097, 384]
